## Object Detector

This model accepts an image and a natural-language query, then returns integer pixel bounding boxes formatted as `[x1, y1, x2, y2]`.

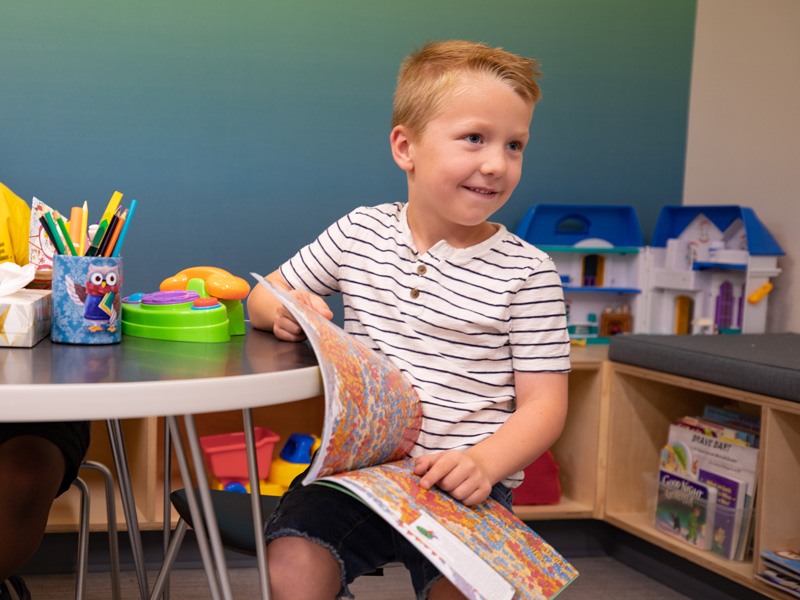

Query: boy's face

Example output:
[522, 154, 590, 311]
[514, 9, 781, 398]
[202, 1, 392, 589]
[392, 74, 534, 246]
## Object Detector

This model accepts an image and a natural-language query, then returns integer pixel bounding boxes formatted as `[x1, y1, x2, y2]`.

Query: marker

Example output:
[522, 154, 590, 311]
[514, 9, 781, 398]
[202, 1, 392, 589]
[110, 199, 136, 258]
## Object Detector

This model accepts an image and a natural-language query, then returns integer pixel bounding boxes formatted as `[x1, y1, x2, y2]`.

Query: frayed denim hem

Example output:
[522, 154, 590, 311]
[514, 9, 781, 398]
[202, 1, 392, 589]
[265, 527, 354, 599]
[419, 572, 444, 600]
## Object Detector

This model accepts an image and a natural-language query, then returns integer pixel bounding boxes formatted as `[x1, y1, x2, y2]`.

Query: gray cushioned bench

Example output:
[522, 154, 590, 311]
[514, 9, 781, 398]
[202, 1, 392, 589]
[608, 333, 800, 403]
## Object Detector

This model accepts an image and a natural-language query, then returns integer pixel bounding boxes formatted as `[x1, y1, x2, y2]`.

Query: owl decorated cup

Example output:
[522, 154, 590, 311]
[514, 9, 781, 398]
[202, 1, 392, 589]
[51, 255, 123, 344]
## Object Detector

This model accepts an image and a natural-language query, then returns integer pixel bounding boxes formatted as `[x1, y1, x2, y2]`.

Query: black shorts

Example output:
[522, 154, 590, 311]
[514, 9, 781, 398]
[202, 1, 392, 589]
[0, 421, 91, 496]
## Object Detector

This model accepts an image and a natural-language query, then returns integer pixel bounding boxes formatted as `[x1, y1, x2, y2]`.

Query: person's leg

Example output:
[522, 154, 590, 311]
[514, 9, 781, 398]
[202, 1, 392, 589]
[267, 536, 341, 600]
[0, 435, 66, 581]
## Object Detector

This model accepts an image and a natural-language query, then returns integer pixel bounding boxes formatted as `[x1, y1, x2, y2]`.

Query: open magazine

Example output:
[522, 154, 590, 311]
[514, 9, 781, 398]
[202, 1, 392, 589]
[252, 274, 579, 600]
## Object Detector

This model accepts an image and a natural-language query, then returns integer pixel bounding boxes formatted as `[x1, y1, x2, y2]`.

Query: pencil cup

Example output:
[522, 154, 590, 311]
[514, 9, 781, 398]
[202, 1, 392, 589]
[51, 254, 123, 345]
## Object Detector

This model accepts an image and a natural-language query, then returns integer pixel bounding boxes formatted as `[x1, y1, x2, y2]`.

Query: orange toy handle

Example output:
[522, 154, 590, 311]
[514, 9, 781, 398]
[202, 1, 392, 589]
[160, 266, 251, 300]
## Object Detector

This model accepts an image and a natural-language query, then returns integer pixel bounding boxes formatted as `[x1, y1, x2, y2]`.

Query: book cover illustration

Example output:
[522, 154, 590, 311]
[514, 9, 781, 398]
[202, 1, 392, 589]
[698, 469, 746, 560]
[253, 274, 578, 600]
[654, 469, 717, 550]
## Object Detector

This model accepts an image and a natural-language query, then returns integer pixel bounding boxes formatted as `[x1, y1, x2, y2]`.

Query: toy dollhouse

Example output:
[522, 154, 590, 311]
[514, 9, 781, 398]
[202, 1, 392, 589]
[516, 204, 646, 343]
[516, 204, 784, 340]
[638, 206, 783, 335]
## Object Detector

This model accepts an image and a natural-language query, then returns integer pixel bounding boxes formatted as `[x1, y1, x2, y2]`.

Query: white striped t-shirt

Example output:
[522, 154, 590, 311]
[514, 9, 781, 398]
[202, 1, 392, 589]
[280, 202, 571, 487]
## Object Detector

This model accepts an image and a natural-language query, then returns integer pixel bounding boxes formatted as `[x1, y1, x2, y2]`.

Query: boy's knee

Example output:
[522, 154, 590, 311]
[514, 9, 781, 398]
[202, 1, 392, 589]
[267, 536, 341, 599]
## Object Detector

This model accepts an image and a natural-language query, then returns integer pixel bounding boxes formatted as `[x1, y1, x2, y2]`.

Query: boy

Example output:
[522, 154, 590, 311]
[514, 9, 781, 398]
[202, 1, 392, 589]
[0, 182, 91, 600]
[248, 40, 570, 600]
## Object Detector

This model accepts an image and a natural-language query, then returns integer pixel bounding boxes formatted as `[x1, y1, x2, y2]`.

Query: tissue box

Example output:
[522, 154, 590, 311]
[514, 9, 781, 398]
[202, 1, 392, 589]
[0, 289, 51, 347]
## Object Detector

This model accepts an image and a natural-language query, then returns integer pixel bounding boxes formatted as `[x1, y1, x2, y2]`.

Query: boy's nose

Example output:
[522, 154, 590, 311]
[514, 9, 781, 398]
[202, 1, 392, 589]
[480, 146, 507, 177]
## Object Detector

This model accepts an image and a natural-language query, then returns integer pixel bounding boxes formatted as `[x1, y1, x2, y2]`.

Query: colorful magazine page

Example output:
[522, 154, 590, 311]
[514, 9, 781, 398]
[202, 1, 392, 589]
[251, 275, 422, 480]
[252, 274, 579, 600]
[320, 458, 578, 600]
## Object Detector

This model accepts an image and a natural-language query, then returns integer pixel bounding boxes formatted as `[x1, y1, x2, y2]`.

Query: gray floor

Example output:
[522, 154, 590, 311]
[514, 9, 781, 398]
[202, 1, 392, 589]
[22, 556, 691, 599]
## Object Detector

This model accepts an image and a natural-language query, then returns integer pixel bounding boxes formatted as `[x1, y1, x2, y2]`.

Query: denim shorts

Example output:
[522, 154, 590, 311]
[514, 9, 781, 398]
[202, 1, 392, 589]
[264, 471, 514, 600]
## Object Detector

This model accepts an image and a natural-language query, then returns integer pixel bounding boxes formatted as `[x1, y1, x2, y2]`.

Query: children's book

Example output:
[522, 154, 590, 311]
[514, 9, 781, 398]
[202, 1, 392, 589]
[654, 469, 717, 550]
[702, 405, 761, 434]
[762, 551, 800, 579]
[755, 570, 800, 599]
[698, 468, 746, 560]
[252, 274, 578, 600]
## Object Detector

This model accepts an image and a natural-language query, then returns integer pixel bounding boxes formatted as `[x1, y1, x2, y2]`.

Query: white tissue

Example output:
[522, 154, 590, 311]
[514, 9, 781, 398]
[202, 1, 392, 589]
[0, 262, 36, 297]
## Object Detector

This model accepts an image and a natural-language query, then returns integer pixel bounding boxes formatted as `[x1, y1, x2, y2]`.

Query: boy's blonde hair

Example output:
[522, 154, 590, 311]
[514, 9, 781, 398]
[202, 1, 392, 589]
[392, 40, 542, 138]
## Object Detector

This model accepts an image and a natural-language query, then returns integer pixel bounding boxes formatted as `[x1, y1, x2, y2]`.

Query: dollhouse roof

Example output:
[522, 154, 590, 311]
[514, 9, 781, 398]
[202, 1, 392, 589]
[515, 204, 644, 248]
[651, 206, 784, 256]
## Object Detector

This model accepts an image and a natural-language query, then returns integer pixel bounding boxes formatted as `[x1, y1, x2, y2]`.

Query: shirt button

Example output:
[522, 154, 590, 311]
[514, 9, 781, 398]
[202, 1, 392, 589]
[416, 265, 427, 275]
[410, 288, 420, 299]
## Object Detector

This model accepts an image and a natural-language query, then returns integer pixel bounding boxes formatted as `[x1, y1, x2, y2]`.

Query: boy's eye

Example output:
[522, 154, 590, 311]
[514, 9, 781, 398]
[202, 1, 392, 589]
[508, 141, 523, 152]
[465, 134, 482, 144]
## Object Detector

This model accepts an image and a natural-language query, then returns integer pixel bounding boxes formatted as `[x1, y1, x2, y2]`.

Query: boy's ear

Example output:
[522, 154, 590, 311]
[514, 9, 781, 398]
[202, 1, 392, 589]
[390, 125, 414, 172]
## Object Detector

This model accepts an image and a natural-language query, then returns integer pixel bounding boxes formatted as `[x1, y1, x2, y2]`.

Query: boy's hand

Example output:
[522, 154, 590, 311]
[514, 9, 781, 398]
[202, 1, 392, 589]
[272, 289, 333, 342]
[413, 450, 492, 506]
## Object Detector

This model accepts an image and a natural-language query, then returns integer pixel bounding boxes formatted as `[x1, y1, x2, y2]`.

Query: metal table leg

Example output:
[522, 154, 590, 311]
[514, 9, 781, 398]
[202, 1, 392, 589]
[243, 408, 271, 599]
[182, 414, 235, 600]
[105, 419, 149, 600]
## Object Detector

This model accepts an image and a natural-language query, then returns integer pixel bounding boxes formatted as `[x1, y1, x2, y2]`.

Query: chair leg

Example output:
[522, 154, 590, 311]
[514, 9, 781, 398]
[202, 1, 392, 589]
[71, 476, 90, 600]
[80, 461, 121, 600]
[149, 518, 189, 600]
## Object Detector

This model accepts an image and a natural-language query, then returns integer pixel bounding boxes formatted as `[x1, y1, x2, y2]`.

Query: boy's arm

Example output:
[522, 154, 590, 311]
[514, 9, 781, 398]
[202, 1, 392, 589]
[415, 371, 568, 506]
[247, 269, 333, 341]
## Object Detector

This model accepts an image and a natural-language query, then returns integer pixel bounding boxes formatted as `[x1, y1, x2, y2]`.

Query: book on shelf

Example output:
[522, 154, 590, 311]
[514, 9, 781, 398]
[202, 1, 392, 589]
[762, 551, 800, 580]
[252, 274, 579, 600]
[660, 422, 759, 560]
[697, 469, 746, 560]
[702, 405, 761, 435]
[654, 469, 717, 550]
[673, 416, 759, 448]
[755, 570, 800, 599]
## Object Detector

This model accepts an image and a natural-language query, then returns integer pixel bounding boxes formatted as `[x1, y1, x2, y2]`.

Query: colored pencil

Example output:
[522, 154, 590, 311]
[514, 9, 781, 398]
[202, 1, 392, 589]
[79, 201, 88, 256]
[100, 191, 123, 229]
[53, 210, 78, 256]
[110, 199, 136, 258]
[43, 209, 67, 255]
[85, 220, 108, 256]
[96, 207, 121, 257]
[102, 209, 127, 257]
[37, 208, 61, 254]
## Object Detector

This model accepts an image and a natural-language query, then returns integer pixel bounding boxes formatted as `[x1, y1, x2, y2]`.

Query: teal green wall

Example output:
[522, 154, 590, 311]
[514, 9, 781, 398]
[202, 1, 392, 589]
[1, 0, 696, 299]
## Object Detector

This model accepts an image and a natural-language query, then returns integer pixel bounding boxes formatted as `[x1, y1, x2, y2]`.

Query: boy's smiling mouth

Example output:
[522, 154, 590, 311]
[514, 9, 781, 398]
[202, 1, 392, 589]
[464, 186, 498, 196]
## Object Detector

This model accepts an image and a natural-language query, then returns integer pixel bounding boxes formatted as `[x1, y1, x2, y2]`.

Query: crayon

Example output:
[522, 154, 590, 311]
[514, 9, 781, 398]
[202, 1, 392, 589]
[69, 207, 82, 250]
